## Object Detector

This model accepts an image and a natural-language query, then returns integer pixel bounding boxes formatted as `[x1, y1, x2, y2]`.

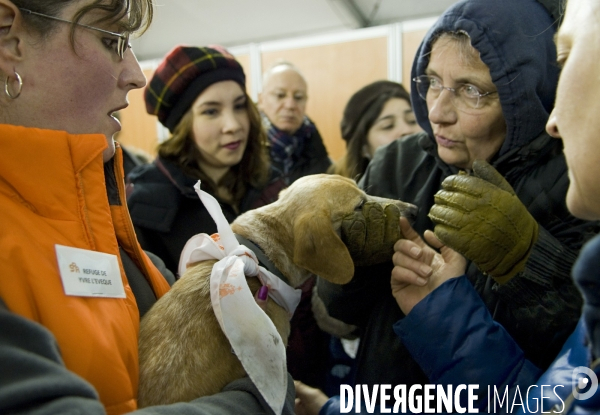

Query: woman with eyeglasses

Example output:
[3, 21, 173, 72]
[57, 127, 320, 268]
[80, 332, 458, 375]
[300, 0, 600, 408]
[0, 1, 293, 414]
[316, 0, 599, 399]
[127, 44, 284, 277]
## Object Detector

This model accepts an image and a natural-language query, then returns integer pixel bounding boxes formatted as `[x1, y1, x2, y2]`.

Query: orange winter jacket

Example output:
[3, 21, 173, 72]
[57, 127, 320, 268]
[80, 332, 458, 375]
[0, 125, 170, 414]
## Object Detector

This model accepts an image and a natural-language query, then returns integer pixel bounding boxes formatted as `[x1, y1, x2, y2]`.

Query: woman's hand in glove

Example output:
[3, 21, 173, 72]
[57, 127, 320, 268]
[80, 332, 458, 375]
[341, 201, 402, 266]
[428, 160, 539, 285]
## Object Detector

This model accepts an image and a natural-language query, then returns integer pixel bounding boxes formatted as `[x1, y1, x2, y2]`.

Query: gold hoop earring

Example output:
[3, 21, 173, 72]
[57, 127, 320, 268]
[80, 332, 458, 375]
[5, 71, 22, 99]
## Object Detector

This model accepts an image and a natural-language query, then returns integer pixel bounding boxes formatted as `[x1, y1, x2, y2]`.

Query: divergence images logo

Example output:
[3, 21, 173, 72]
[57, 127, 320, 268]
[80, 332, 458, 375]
[573, 367, 598, 400]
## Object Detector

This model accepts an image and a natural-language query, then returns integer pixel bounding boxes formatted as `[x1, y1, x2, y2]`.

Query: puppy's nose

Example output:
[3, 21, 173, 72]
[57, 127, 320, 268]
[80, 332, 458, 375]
[400, 203, 418, 225]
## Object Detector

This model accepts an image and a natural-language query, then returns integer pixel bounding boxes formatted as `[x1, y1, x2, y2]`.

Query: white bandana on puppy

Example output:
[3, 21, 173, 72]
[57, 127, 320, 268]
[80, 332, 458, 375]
[178, 181, 301, 415]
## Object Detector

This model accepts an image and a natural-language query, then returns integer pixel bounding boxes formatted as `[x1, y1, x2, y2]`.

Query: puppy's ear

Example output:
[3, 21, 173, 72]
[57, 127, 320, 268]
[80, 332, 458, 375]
[293, 212, 354, 284]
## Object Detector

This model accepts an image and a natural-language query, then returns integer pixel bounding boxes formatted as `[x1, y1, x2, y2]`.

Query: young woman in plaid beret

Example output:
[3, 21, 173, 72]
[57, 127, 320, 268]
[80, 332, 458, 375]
[0, 1, 293, 414]
[127, 45, 287, 278]
[128, 46, 334, 398]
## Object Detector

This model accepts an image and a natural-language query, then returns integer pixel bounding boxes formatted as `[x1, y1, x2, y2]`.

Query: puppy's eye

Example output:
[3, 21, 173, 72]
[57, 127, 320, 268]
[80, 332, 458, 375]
[355, 199, 365, 210]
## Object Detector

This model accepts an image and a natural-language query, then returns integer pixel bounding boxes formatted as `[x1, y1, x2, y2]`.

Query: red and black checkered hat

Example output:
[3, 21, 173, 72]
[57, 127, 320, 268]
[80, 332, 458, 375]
[145, 45, 246, 132]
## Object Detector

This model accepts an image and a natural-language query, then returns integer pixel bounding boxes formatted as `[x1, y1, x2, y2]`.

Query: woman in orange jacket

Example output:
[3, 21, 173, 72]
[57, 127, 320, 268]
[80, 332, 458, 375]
[0, 1, 293, 414]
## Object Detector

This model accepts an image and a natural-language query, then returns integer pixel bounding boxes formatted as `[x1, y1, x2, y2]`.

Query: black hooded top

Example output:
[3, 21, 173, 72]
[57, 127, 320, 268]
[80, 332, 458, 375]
[319, 0, 600, 388]
[410, 0, 559, 156]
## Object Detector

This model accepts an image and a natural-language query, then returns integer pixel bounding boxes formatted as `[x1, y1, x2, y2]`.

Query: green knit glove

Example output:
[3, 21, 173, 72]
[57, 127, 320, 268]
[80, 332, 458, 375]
[341, 201, 401, 266]
[428, 160, 539, 284]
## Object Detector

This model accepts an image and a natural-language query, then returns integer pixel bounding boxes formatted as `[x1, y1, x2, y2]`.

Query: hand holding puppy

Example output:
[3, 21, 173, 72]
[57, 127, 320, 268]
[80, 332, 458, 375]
[294, 381, 329, 415]
[391, 218, 467, 315]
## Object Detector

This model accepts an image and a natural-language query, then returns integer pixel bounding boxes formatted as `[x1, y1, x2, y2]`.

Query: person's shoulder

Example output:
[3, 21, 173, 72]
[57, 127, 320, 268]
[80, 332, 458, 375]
[127, 161, 164, 184]
[359, 132, 437, 196]
[506, 133, 567, 185]
[127, 158, 190, 192]
[126, 161, 182, 207]
[303, 123, 330, 159]
[243, 174, 287, 211]
[369, 132, 431, 171]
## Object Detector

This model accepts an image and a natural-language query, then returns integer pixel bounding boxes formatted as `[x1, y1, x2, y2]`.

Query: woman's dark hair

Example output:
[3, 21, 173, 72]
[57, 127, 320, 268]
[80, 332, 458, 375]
[158, 93, 270, 208]
[330, 81, 411, 181]
[14, 0, 153, 45]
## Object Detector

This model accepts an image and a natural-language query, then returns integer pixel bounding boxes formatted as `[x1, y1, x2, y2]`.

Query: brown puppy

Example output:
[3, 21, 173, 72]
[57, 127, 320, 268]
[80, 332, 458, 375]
[137, 174, 416, 407]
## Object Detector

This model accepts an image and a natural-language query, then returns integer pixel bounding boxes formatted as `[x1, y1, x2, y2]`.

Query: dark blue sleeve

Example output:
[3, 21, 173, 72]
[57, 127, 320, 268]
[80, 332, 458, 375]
[394, 276, 542, 413]
[315, 277, 546, 415]
[320, 395, 342, 415]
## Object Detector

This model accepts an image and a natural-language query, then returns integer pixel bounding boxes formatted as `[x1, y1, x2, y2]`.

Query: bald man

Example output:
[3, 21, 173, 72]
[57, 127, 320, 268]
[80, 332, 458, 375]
[258, 62, 332, 391]
[258, 62, 331, 185]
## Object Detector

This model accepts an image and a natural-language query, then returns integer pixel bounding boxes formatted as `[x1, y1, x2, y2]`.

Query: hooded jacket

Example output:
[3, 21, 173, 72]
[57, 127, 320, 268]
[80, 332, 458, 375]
[319, 0, 599, 388]
[0, 125, 171, 414]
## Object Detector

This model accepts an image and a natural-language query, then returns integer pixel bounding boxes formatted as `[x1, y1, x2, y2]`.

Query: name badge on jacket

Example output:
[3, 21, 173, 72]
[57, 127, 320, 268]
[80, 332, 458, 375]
[55, 245, 126, 298]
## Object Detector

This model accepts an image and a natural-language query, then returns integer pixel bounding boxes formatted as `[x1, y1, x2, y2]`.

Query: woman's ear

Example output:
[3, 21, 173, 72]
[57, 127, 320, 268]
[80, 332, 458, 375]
[0, 1, 24, 71]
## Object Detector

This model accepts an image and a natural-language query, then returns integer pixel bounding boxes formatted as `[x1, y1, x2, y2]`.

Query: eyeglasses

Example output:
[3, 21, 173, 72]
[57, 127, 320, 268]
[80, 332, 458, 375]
[19, 8, 131, 60]
[412, 75, 497, 113]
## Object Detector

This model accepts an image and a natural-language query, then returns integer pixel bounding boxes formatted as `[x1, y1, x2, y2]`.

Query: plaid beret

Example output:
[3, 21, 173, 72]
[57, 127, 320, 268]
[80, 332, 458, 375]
[145, 45, 246, 132]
